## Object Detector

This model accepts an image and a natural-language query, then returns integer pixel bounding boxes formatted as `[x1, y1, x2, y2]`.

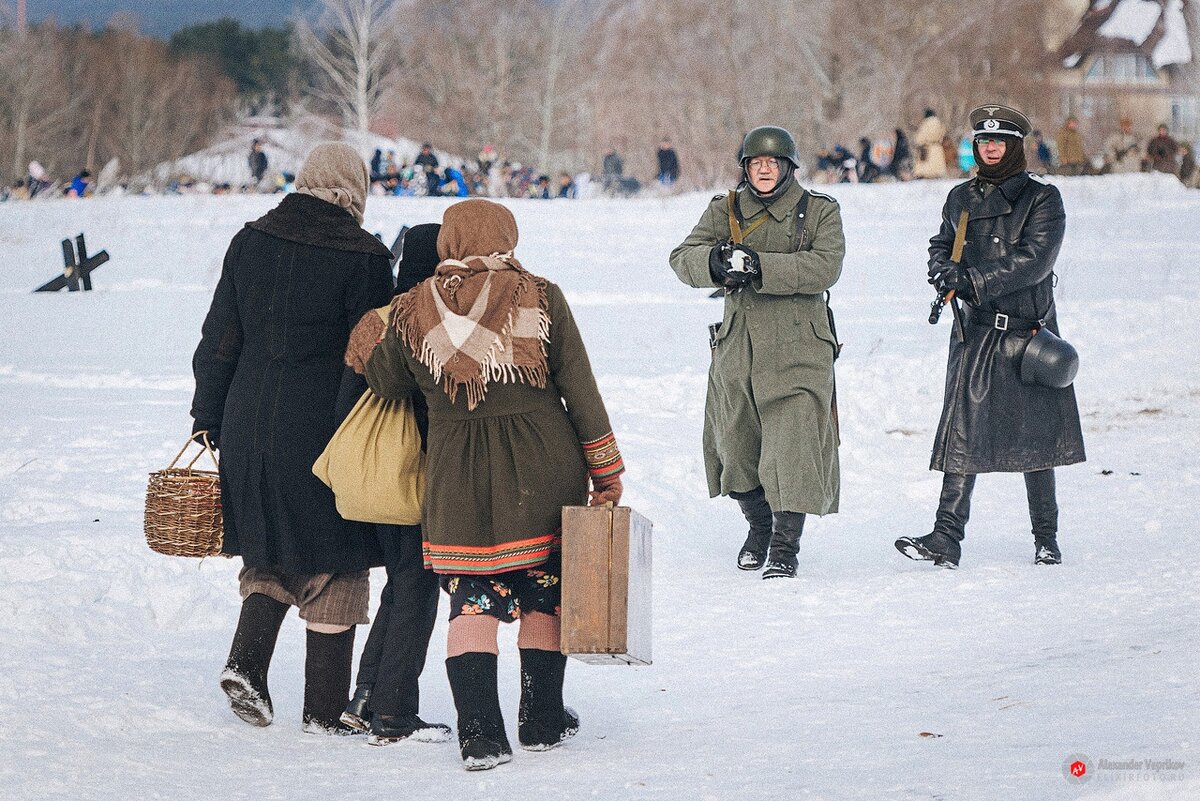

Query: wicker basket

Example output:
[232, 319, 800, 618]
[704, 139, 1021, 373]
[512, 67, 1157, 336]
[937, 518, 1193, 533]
[144, 433, 225, 558]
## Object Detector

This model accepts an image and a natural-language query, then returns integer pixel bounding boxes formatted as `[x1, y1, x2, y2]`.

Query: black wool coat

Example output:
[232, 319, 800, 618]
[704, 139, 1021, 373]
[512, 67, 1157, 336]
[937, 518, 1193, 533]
[929, 172, 1085, 474]
[191, 193, 396, 573]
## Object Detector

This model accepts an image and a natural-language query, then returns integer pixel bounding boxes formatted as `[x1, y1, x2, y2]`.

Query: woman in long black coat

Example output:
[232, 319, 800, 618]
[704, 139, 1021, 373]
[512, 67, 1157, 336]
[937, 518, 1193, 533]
[191, 142, 394, 733]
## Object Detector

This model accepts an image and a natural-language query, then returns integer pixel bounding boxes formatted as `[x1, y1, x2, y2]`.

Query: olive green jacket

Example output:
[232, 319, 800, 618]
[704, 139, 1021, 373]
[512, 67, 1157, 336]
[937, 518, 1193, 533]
[669, 180, 844, 515]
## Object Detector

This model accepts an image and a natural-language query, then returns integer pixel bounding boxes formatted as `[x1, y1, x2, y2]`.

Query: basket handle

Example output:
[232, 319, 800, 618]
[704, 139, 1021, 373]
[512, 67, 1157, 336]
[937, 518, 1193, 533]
[168, 431, 220, 471]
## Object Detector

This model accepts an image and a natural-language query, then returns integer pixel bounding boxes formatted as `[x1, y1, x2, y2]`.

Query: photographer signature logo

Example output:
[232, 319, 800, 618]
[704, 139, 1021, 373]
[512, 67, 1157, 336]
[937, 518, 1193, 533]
[1063, 753, 1187, 785]
[1064, 754, 1091, 785]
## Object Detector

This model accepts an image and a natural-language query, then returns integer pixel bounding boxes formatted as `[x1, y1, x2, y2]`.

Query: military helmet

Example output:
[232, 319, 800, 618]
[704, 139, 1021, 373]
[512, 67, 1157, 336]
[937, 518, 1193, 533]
[1020, 327, 1079, 388]
[739, 126, 800, 168]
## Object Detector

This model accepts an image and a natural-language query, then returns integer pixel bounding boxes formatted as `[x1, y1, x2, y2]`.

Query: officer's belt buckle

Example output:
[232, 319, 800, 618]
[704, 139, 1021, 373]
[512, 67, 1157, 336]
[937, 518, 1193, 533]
[993, 313, 1009, 331]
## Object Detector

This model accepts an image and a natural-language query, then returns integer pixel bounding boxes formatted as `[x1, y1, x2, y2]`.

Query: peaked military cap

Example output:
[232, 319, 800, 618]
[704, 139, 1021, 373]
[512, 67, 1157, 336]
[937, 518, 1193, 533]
[969, 104, 1032, 139]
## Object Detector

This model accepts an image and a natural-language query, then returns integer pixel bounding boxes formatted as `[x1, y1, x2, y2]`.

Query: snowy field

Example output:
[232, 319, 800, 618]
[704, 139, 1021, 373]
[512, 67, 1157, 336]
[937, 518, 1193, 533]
[0, 174, 1197, 800]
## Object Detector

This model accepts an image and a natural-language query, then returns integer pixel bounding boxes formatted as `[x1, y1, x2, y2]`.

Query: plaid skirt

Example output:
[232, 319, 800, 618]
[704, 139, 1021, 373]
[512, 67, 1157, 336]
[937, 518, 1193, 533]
[239, 566, 370, 627]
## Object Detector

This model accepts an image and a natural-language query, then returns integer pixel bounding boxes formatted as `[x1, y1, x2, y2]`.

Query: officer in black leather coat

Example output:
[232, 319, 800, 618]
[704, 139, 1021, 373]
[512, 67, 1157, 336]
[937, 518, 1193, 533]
[896, 104, 1085, 569]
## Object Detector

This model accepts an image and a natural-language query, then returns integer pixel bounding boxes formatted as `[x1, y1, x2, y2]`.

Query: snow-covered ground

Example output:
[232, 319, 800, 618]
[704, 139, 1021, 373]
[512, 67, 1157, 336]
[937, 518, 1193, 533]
[0, 174, 1197, 800]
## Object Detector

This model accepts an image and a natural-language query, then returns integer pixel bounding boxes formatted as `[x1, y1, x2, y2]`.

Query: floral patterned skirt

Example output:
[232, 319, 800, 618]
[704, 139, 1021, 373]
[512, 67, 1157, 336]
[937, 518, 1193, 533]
[441, 551, 562, 622]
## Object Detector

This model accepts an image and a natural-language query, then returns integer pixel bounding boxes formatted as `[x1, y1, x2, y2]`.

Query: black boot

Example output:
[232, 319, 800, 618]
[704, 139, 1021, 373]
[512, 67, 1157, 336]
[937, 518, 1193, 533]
[896, 473, 974, 569]
[1026, 469, 1061, 565]
[446, 653, 512, 770]
[518, 648, 580, 751]
[731, 487, 773, 571]
[367, 712, 452, 745]
[220, 593, 288, 727]
[341, 684, 372, 732]
[302, 628, 360, 735]
[762, 511, 805, 579]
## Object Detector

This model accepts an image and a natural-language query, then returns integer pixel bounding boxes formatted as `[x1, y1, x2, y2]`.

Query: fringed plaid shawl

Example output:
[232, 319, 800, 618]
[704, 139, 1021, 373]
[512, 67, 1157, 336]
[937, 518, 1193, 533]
[392, 252, 550, 410]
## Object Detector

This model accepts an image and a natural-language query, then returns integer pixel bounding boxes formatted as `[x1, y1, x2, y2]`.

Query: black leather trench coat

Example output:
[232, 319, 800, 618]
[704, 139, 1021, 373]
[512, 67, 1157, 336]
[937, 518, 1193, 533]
[929, 172, 1085, 474]
[191, 194, 395, 573]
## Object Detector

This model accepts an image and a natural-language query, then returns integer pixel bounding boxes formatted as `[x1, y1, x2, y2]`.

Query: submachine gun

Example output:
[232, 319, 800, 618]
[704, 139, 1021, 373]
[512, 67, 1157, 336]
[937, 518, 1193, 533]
[928, 209, 969, 341]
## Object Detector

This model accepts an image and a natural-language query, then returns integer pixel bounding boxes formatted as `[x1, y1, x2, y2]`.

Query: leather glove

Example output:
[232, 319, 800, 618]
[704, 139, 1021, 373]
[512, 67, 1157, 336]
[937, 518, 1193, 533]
[708, 242, 760, 289]
[588, 475, 623, 507]
[932, 264, 975, 302]
[192, 429, 219, 451]
[345, 309, 387, 375]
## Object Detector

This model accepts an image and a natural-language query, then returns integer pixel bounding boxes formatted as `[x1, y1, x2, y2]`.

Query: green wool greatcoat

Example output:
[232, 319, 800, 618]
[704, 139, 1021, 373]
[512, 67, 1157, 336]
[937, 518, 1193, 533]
[669, 180, 845, 515]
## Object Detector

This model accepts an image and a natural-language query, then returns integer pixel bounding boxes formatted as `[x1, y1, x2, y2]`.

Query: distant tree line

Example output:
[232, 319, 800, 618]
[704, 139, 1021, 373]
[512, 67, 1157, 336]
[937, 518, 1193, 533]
[1, 0, 1061, 190]
[0, 20, 236, 186]
[168, 18, 299, 115]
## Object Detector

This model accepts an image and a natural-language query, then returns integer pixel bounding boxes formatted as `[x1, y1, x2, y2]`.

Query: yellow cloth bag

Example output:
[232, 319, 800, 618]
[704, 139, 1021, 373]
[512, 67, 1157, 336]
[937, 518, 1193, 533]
[312, 389, 425, 526]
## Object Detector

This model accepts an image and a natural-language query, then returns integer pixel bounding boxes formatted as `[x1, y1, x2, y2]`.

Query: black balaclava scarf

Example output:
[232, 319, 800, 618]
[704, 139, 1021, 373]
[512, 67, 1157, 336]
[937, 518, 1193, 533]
[743, 160, 796, 204]
[974, 134, 1027, 184]
[395, 222, 442, 295]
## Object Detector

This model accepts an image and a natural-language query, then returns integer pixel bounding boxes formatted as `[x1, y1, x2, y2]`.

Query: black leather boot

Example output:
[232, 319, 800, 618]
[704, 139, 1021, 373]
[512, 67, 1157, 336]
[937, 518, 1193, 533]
[446, 653, 512, 770]
[731, 487, 774, 571]
[302, 628, 359, 735]
[518, 648, 580, 751]
[762, 511, 805, 579]
[220, 593, 289, 727]
[367, 712, 452, 745]
[895, 473, 974, 568]
[1026, 469, 1061, 565]
[341, 684, 372, 732]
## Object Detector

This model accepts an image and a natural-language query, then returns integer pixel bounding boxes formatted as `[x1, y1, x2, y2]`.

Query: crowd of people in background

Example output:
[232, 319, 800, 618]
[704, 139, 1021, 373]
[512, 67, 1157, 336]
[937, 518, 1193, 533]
[360, 139, 682, 201]
[815, 107, 1198, 188]
[3, 117, 1196, 203]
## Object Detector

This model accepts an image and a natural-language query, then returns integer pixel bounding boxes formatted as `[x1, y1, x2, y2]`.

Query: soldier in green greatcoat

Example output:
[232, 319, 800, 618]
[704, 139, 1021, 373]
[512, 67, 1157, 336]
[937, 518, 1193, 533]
[669, 126, 845, 579]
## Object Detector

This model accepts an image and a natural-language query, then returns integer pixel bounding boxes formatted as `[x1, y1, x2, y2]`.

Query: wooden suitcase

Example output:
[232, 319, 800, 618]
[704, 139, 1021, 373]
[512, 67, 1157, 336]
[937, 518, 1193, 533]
[560, 505, 652, 665]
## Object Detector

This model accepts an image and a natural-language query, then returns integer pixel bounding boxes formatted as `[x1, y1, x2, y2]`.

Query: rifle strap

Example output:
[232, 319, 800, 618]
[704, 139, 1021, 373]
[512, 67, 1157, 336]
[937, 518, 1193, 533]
[950, 209, 969, 263]
[726, 191, 768, 245]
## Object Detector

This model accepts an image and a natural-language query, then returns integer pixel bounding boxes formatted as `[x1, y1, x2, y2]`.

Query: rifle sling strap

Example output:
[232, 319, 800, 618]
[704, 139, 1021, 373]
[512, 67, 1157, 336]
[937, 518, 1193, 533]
[950, 209, 969, 263]
[726, 192, 769, 245]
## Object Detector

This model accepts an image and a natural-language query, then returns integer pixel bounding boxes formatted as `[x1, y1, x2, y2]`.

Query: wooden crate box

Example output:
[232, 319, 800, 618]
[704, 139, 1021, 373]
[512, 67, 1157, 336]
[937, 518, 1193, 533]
[560, 505, 652, 665]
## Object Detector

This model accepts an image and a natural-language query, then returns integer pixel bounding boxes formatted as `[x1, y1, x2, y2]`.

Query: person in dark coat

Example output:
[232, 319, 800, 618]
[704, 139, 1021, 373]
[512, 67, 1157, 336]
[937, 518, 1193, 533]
[191, 142, 395, 734]
[370, 148, 384, 183]
[892, 128, 912, 179]
[336, 223, 451, 746]
[415, 143, 440, 196]
[656, 137, 680, 186]
[896, 104, 1085, 569]
[601, 147, 623, 193]
[1147, 124, 1179, 174]
[248, 139, 268, 185]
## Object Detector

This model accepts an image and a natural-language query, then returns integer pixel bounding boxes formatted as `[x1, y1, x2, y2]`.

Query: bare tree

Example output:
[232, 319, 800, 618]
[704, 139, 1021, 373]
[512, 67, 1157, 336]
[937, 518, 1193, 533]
[92, 30, 234, 180]
[0, 21, 234, 188]
[0, 24, 73, 181]
[293, 0, 399, 135]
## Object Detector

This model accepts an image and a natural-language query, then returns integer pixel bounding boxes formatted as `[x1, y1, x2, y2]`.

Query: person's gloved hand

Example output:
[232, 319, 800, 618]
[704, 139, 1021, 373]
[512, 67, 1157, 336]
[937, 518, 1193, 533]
[931, 264, 975, 302]
[708, 242, 761, 289]
[588, 475, 623, 507]
[192, 429, 219, 451]
[927, 258, 950, 284]
[345, 309, 388, 374]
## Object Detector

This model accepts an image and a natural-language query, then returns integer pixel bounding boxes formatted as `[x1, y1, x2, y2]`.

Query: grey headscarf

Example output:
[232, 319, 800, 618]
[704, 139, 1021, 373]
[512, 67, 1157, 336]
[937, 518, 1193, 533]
[296, 142, 369, 224]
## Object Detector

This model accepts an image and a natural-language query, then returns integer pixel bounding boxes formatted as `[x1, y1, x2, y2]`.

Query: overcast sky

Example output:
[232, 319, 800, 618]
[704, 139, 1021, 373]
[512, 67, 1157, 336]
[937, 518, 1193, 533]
[25, 0, 312, 37]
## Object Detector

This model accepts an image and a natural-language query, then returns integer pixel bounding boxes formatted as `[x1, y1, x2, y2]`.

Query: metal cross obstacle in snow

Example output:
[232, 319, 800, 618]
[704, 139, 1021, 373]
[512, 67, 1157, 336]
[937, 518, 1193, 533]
[34, 234, 110, 293]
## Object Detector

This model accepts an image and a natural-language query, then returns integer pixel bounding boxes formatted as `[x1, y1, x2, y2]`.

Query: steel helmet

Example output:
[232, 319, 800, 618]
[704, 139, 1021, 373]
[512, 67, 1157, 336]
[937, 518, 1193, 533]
[739, 126, 800, 168]
[1020, 328, 1079, 388]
